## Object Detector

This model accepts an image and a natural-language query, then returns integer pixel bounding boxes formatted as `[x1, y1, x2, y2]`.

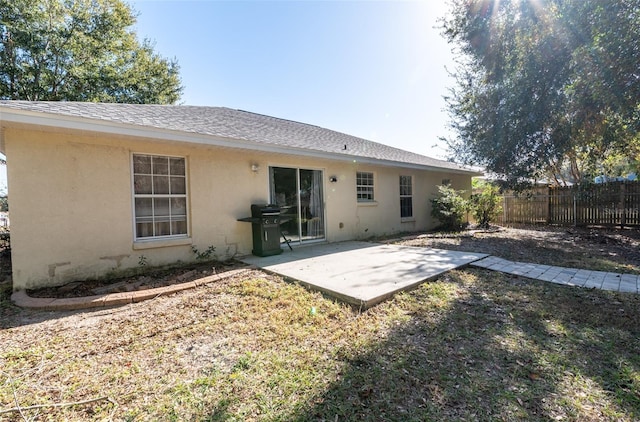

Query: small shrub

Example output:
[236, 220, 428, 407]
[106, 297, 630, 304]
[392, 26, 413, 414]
[192, 245, 216, 261]
[470, 182, 502, 228]
[0, 227, 10, 256]
[138, 255, 148, 267]
[430, 185, 469, 230]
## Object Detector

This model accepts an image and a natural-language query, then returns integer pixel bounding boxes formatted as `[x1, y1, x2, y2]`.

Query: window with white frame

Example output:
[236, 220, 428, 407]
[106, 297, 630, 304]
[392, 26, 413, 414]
[356, 171, 374, 202]
[133, 154, 188, 239]
[400, 175, 413, 218]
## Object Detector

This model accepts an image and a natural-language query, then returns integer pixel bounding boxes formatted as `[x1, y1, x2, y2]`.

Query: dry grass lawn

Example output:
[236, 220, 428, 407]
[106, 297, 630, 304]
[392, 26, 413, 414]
[0, 225, 639, 421]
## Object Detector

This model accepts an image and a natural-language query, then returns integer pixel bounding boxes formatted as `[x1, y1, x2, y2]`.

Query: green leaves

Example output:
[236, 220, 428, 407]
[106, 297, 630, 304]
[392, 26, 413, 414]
[469, 182, 501, 228]
[0, 0, 182, 103]
[430, 185, 469, 231]
[442, 0, 640, 187]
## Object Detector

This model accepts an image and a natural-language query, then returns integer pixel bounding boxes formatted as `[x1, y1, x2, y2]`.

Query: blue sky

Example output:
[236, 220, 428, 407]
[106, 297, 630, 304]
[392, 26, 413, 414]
[1, 0, 458, 193]
[129, 0, 457, 158]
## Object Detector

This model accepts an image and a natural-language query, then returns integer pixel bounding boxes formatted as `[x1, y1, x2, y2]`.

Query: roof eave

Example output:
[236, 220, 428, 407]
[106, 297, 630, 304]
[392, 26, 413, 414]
[0, 107, 479, 174]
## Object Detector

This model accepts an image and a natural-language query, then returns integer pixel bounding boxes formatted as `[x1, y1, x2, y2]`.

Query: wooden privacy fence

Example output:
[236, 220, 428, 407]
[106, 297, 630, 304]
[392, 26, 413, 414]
[496, 181, 640, 227]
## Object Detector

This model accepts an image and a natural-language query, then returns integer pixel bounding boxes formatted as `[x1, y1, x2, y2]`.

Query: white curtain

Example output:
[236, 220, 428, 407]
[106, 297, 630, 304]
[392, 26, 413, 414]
[307, 171, 324, 237]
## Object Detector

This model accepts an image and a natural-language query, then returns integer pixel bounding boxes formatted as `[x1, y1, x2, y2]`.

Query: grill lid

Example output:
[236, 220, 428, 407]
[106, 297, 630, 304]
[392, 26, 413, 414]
[251, 204, 281, 217]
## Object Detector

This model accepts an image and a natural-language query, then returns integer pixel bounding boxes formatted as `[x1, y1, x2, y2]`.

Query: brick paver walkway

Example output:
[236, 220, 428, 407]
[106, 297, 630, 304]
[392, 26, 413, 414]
[471, 256, 639, 293]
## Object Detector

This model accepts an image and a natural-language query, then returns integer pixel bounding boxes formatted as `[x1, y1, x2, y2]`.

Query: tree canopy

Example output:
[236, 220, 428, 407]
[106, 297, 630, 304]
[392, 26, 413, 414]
[0, 0, 183, 104]
[442, 0, 640, 187]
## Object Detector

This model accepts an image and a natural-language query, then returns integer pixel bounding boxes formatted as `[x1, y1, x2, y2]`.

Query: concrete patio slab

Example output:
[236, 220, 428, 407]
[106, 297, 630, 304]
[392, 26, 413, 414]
[240, 241, 488, 308]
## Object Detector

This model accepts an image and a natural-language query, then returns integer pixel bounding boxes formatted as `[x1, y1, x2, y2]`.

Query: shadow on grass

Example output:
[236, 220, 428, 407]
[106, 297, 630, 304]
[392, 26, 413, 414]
[286, 269, 640, 421]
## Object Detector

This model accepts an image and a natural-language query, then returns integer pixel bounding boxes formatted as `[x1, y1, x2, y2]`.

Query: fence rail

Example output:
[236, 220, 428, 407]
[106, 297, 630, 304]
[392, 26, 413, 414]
[495, 181, 640, 227]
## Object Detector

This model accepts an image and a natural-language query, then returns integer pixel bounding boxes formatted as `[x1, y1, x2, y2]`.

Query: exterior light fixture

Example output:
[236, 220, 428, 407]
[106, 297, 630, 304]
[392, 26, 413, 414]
[329, 176, 338, 183]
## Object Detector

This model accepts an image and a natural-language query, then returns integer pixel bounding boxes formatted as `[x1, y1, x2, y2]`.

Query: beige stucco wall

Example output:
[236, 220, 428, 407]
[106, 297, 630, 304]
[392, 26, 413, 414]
[4, 125, 473, 290]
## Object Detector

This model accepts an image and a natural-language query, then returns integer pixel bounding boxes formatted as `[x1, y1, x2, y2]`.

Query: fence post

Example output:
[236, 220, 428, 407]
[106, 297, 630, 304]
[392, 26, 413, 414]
[573, 194, 577, 227]
[503, 195, 507, 225]
[547, 186, 551, 224]
[620, 182, 627, 229]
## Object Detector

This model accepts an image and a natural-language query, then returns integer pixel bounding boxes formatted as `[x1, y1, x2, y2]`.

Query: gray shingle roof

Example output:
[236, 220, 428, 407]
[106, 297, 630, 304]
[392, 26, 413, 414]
[0, 100, 474, 173]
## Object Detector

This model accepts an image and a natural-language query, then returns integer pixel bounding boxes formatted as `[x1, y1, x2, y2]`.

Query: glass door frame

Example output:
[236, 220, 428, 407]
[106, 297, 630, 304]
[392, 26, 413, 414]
[269, 166, 326, 246]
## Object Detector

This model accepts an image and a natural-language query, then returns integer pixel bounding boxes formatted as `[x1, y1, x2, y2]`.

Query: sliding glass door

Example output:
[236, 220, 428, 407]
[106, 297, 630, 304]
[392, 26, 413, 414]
[269, 167, 325, 244]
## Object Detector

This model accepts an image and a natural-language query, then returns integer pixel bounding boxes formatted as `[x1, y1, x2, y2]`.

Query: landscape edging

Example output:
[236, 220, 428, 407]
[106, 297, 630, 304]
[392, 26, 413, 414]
[11, 268, 253, 311]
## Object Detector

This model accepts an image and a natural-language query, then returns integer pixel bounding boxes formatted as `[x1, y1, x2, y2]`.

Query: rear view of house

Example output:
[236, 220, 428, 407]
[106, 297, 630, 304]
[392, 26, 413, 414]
[0, 101, 478, 290]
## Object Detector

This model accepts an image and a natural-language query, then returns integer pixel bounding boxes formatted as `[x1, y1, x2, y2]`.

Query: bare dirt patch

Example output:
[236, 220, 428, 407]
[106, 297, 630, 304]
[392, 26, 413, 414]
[390, 225, 640, 274]
[27, 260, 248, 299]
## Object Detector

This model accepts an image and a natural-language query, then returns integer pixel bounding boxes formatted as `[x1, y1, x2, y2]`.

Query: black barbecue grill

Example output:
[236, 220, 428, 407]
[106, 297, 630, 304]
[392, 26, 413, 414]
[238, 204, 290, 257]
[251, 204, 280, 220]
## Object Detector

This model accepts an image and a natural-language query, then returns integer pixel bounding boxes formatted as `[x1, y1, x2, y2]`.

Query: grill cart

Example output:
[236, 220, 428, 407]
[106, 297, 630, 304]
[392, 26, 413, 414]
[238, 204, 291, 257]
